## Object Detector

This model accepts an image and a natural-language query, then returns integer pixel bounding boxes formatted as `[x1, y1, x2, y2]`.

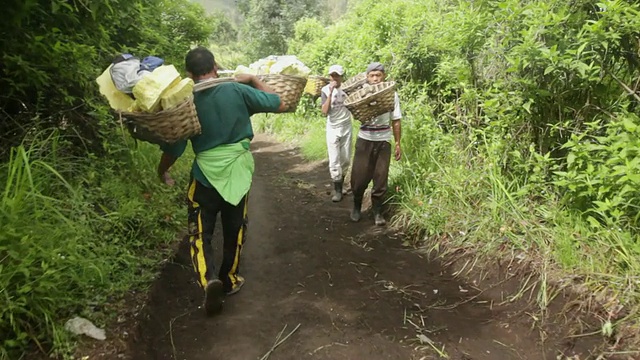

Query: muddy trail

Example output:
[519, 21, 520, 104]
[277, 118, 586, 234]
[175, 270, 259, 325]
[126, 134, 602, 360]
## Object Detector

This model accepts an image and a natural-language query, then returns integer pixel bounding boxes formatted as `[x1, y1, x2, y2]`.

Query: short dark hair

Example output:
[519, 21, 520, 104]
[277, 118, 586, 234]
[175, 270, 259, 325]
[185, 47, 216, 77]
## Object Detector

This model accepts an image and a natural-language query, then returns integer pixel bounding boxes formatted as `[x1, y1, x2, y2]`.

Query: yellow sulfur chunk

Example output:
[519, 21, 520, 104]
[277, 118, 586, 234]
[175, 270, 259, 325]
[132, 65, 181, 113]
[126, 100, 142, 113]
[96, 65, 135, 111]
[304, 78, 317, 95]
[161, 78, 194, 110]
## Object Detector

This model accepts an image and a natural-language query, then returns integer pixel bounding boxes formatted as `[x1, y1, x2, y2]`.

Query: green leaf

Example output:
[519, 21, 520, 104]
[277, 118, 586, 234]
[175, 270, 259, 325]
[576, 42, 588, 57]
[622, 117, 637, 132]
[586, 216, 602, 228]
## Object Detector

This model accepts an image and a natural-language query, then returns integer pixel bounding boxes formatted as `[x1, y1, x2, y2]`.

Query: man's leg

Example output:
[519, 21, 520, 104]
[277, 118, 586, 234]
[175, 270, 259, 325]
[219, 193, 249, 295]
[350, 137, 375, 221]
[339, 127, 353, 195]
[327, 126, 344, 202]
[371, 141, 392, 226]
[187, 179, 224, 315]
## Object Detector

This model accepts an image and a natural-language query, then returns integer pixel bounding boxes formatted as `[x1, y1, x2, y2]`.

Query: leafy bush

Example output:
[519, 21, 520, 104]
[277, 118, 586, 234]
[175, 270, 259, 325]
[237, 0, 328, 59]
[555, 113, 640, 227]
[0, 130, 191, 358]
[291, 0, 640, 227]
[0, 0, 214, 155]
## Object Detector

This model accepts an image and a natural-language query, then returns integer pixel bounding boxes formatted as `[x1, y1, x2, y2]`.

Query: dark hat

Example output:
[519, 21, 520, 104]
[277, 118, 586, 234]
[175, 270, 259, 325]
[366, 62, 385, 73]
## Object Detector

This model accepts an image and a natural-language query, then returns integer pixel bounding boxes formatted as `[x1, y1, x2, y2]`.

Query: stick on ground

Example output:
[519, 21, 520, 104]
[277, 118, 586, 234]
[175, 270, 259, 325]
[259, 323, 302, 360]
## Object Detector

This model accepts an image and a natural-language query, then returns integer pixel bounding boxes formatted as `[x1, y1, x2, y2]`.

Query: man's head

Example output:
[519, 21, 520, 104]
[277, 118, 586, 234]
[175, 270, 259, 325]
[366, 62, 385, 84]
[185, 47, 218, 80]
[328, 64, 345, 85]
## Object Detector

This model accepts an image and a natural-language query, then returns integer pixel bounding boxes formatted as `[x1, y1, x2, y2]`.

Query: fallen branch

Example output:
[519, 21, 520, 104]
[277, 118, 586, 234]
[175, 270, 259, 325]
[259, 323, 302, 360]
[168, 309, 197, 360]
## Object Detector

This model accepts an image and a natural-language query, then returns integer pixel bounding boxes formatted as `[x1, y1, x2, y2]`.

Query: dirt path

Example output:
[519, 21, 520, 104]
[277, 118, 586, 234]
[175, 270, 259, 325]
[129, 134, 595, 360]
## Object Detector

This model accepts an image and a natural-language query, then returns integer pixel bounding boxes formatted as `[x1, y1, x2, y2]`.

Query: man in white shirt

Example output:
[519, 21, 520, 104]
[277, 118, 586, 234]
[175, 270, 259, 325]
[350, 62, 402, 226]
[321, 65, 353, 202]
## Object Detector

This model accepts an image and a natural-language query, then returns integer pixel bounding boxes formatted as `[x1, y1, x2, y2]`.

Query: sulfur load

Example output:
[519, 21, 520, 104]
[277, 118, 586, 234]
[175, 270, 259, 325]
[132, 65, 181, 112]
[161, 78, 194, 110]
[96, 65, 135, 112]
[233, 55, 311, 77]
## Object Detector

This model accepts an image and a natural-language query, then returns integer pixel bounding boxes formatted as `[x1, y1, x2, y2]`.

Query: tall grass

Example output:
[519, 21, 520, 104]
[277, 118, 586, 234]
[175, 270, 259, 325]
[390, 105, 640, 343]
[0, 129, 191, 359]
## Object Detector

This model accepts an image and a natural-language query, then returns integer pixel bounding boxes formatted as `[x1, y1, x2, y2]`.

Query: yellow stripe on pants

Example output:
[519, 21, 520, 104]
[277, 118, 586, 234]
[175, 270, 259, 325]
[228, 195, 248, 287]
[188, 180, 208, 289]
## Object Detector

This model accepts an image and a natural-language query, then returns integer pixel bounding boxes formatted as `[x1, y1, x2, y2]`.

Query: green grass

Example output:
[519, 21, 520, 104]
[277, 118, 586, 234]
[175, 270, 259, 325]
[0, 128, 192, 359]
[391, 112, 640, 346]
[253, 107, 328, 162]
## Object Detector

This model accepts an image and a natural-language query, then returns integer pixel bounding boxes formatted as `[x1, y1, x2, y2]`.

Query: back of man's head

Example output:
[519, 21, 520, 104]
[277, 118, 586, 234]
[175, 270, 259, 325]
[186, 47, 216, 77]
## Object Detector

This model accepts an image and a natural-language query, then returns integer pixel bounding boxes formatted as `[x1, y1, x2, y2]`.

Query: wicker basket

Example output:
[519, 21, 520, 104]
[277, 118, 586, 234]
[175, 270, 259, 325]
[193, 77, 237, 92]
[304, 75, 329, 97]
[120, 96, 201, 145]
[120, 77, 239, 145]
[344, 82, 396, 123]
[342, 72, 367, 95]
[258, 74, 308, 112]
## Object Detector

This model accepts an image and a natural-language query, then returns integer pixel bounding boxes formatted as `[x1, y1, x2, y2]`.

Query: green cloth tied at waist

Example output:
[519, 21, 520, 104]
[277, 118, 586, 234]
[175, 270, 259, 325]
[196, 139, 253, 206]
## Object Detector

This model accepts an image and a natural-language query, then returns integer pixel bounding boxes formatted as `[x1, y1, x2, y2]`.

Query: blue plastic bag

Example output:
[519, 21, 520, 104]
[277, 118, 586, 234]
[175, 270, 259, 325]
[139, 56, 165, 72]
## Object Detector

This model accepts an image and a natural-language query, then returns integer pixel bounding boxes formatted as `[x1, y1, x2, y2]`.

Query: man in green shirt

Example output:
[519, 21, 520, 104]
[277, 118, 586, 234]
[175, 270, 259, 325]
[158, 47, 286, 316]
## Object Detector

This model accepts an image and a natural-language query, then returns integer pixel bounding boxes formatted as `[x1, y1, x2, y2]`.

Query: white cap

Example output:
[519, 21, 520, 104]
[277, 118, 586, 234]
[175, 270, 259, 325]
[328, 65, 344, 76]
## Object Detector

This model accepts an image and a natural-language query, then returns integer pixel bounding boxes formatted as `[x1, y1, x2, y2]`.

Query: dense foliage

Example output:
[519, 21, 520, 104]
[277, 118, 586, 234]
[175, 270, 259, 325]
[0, 0, 214, 155]
[236, 0, 332, 59]
[0, 0, 213, 357]
[291, 0, 640, 231]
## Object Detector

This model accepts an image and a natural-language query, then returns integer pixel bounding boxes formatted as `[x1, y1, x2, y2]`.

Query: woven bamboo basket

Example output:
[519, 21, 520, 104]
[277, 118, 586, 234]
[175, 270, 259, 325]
[344, 82, 396, 123]
[120, 77, 239, 145]
[342, 72, 367, 95]
[258, 74, 308, 112]
[120, 96, 201, 145]
[193, 77, 237, 92]
[304, 75, 329, 97]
